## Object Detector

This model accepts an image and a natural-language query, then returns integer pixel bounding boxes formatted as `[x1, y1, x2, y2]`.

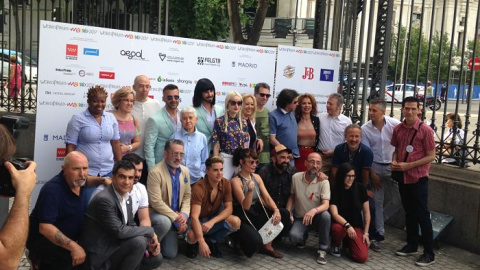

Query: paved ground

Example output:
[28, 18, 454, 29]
[17, 225, 480, 270]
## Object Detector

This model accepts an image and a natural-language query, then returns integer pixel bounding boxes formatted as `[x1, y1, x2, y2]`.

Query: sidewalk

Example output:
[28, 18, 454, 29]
[17, 225, 480, 270]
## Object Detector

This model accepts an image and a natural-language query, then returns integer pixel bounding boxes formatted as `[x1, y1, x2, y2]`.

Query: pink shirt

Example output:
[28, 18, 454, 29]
[391, 119, 435, 184]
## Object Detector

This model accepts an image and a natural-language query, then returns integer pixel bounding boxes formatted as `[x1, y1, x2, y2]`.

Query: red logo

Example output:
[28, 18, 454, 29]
[66, 44, 78, 56]
[302, 67, 315, 80]
[56, 148, 66, 158]
[99, 71, 115, 79]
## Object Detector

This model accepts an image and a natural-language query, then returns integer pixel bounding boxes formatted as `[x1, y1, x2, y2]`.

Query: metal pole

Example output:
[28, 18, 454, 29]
[165, 0, 169, 35]
[293, 0, 299, 46]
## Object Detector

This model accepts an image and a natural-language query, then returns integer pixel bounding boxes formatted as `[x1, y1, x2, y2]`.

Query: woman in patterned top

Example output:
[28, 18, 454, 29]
[111, 87, 141, 157]
[212, 91, 250, 179]
[294, 93, 320, 171]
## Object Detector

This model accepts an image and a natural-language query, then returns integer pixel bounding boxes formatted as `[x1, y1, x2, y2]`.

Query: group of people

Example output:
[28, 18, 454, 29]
[23, 74, 439, 269]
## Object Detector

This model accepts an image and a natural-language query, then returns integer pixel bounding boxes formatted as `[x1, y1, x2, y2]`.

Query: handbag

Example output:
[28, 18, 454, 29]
[392, 123, 422, 183]
[239, 174, 284, 245]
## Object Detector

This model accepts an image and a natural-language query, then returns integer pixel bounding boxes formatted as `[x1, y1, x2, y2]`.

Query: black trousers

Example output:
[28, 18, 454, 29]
[398, 177, 434, 256]
[31, 236, 81, 270]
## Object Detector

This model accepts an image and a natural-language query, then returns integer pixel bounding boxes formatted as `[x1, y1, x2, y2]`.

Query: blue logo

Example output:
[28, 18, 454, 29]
[320, 69, 334, 82]
[43, 134, 48, 141]
[83, 48, 99, 56]
[79, 70, 86, 77]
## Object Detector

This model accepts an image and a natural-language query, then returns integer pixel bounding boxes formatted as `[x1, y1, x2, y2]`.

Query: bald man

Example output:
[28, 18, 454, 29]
[27, 152, 108, 270]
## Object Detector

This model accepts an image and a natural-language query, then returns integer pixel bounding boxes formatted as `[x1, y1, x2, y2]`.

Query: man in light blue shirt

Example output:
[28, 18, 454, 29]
[171, 106, 208, 185]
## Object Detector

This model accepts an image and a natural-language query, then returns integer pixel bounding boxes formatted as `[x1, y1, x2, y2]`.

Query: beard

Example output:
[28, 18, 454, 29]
[74, 178, 87, 187]
[275, 162, 288, 171]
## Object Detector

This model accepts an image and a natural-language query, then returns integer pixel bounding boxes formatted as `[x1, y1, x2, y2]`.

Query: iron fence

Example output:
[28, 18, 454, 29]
[1, 0, 479, 167]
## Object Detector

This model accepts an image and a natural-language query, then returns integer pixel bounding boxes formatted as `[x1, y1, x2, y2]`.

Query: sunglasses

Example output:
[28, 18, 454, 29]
[248, 159, 259, 165]
[229, 100, 243, 106]
[167, 95, 180, 101]
[259, 93, 271, 98]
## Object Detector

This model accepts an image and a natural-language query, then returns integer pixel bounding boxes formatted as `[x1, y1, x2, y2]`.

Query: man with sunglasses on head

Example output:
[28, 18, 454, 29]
[144, 84, 182, 170]
[148, 139, 191, 259]
[253, 82, 272, 171]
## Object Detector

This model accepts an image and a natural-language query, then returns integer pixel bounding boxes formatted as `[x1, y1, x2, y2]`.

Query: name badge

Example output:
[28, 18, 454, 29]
[406, 145, 414, 153]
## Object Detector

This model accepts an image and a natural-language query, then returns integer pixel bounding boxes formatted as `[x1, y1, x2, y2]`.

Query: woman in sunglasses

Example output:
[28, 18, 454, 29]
[294, 93, 320, 171]
[230, 148, 289, 258]
[212, 91, 250, 179]
[329, 162, 370, 263]
[242, 93, 264, 153]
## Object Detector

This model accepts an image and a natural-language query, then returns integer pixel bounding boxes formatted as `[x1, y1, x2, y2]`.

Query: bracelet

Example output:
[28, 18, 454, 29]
[345, 224, 352, 230]
[343, 222, 350, 228]
[364, 232, 369, 236]
[128, 144, 133, 151]
[313, 208, 318, 214]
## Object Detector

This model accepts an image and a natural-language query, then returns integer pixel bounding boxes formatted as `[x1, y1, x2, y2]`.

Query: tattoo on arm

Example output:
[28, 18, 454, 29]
[54, 230, 72, 247]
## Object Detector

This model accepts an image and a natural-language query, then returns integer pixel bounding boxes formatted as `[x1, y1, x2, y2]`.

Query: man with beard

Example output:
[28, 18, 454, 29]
[27, 151, 108, 269]
[148, 139, 191, 258]
[192, 78, 224, 152]
[144, 84, 182, 170]
[286, 152, 330, 265]
[259, 144, 297, 209]
[253, 82, 271, 170]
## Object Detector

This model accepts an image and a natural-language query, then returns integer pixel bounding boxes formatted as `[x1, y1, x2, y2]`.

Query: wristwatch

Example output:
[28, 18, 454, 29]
[128, 145, 133, 151]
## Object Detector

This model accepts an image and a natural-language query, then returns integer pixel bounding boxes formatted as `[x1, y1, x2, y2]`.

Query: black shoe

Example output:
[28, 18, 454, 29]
[415, 253, 436, 267]
[186, 243, 198, 259]
[370, 240, 382, 252]
[376, 234, 385, 242]
[395, 244, 418, 256]
[208, 242, 222, 258]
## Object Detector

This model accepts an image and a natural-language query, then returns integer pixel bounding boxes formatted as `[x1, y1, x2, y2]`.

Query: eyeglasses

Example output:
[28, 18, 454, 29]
[167, 95, 180, 101]
[346, 174, 356, 179]
[307, 160, 322, 166]
[259, 93, 271, 98]
[170, 152, 185, 158]
[248, 159, 259, 165]
[229, 100, 243, 106]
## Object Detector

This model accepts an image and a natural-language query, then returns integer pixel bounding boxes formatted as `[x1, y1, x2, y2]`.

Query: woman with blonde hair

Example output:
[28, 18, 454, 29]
[242, 93, 263, 153]
[212, 91, 250, 179]
[111, 87, 141, 156]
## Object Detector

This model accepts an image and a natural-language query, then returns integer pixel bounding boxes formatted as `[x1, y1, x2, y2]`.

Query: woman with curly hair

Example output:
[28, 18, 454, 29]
[294, 93, 320, 171]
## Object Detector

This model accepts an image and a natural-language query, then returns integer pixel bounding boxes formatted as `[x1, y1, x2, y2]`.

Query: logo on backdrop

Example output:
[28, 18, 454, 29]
[55, 68, 75, 76]
[120, 49, 145, 60]
[283, 65, 295, 78]
[158, 53, 185, 63]
[84, 48, 99, 56]
[44, 134, 66, 141]
[157, 76, 174, 83]
[66, 44, 78, 60]
[56, 148, 66, 160]
[320, 69, 334, 82]
[302, 67, 315, 80]
[197, 57, 221, 67]
[99, 71, 115, 79]
[232, 61, 258, 68]
[78, 70, 94, 77]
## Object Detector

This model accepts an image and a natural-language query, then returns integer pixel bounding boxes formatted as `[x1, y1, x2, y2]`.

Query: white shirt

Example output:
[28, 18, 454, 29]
[132, 98, 162, 157]
[113, 188, 130, 224]
[131, 182, 149, 215]
[317, 112, 352, 151]
[361, 116, 401, 164]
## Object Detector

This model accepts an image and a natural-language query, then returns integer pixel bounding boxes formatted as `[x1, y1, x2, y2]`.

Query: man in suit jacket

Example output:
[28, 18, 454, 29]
[148, 139, 191, 258]
[144, 84, 182, 170]
[80, 161, 161, 270]
[192, 78, 224, 152]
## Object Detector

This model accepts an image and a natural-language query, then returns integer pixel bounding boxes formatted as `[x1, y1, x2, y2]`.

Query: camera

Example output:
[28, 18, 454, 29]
[0, 115, 29, 196]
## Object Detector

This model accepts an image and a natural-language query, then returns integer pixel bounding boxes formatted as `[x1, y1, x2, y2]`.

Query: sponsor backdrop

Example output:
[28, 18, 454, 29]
[33, 21, 339, 202]
[34, 21, 277, 199]
[274, 45, 341, 112]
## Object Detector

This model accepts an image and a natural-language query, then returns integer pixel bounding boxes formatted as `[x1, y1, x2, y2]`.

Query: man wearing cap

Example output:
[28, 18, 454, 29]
[259, 144, 297, 209]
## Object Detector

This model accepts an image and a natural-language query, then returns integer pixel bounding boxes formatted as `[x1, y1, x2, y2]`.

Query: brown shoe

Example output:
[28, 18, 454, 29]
[260, 247, 284, 258]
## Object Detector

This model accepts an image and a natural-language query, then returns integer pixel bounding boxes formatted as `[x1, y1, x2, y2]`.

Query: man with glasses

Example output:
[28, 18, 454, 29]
[259, 144, 296, 209]
[192, 78, 224, 153]
[253, 82, 272, 170]
[131, 75, 162, 159]
[286, 152, 330, 265]
[144, 84, 182, 170]
[147, 139, 191, 259]
[269, 88, 300, 163]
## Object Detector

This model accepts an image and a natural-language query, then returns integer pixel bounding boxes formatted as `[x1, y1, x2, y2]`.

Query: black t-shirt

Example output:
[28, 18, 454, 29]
[330, 181, 368, 229]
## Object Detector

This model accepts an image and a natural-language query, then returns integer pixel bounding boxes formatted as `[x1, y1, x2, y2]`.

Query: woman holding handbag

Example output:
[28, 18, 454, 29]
[230, 148, 290, 258]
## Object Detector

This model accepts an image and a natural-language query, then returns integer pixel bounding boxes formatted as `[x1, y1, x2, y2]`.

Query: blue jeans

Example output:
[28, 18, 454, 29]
[289, 211, 331, 250]
[200, 217, 234, 243]
[150, 213, 184, 259]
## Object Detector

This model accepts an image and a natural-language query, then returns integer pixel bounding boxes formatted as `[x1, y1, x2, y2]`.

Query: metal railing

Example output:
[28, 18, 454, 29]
[1, 0, 479, 167]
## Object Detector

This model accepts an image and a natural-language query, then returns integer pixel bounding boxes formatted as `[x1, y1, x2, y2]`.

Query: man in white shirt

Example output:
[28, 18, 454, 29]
[317, 93, 352, 177]
[361, 98, 401, 243]
[131, 75, 162, 159]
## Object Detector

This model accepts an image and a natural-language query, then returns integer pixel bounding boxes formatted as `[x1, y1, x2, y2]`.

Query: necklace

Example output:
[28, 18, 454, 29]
[348, 151, 356, 164]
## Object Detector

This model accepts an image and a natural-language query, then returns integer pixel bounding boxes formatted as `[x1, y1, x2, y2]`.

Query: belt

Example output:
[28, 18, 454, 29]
[298, 145, 315, 149]
[374, 161, 391, 166]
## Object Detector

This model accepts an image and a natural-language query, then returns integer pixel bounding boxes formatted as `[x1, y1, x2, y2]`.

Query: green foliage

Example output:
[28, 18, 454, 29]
[388, 26, 458, 83]
[169, 0, 230, 41]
